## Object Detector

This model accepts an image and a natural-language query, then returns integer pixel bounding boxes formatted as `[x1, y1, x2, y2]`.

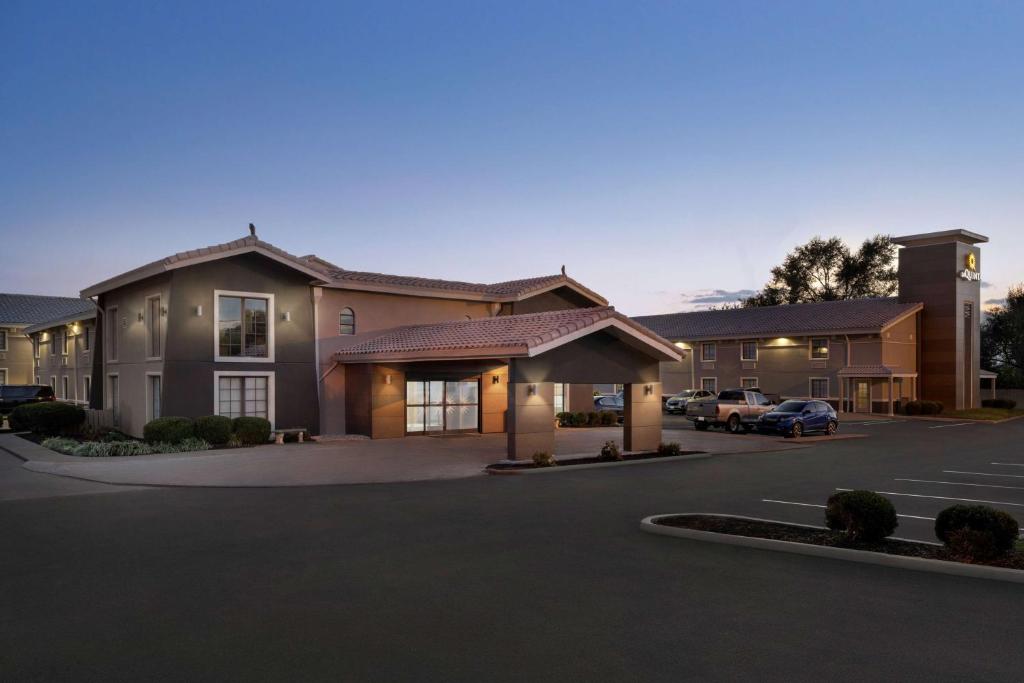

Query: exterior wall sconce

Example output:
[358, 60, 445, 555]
[492, 375, 500, 384]
[195, 305, 203, 317]
[385, 374, 392, 385]
[137, 311, 144, 322]
[644, 384, 654, 395]
[283, 311, 292, 322]
[527, 383, 537, 396]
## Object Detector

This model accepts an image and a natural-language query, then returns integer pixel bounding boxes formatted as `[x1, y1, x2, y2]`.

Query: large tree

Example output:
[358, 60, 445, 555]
[982, 285, 1024, 388]
[743, 235, 898, 307]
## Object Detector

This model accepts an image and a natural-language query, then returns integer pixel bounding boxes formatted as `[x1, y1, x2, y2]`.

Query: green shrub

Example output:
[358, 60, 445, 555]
[151, 437, 211, 454]
[825, 490, 898, 543]
[555, 412, 572, 427]
[571, 411, 587, 427]
[587, 411, 602, 427]
[232, 416, 272, 445]
[195, 415, 233, 445]
[904, 400, 945, 416]
[9, 402, 85, 436]
[657, 442, 682, 457]
[41, 437, 80, 455]
[599, 440, 622, 462]
[143, 417, 195, 444]
[935, 505, 1019, 560]
[599, 411, 617, 426]
[532, 451, 557, 467]
[73, 440, 158, 457]
[982, 398, 1018, 410]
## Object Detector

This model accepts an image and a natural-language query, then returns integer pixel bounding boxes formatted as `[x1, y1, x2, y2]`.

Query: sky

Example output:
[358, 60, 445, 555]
[1, 1, 1022, 315]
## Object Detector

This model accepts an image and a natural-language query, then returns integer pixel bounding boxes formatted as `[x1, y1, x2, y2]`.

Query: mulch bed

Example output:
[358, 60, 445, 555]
[487, 450, 704, 471]
[655, 515, 1024, 570]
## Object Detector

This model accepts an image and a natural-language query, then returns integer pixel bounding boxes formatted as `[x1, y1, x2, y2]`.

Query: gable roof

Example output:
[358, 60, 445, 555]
[0, 293, 95, 327]
[633, 298, 923, 341]
[332, 306, 681, 363]
[81, 234, 606, 305]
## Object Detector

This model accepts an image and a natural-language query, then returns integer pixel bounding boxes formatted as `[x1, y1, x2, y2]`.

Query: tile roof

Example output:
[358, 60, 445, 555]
[0, 293, 95, 326]
[82, 234, 606, 304]
[837, 365, 917, 377]
[333, 306, 679, 362]
[633, 298, 922, 341]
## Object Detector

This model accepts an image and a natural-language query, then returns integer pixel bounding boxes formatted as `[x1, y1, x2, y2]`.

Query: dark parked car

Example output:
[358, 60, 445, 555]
[757, 399, 838, 438]
[0, 385, 56, 415]
[594, 394, 624, 418]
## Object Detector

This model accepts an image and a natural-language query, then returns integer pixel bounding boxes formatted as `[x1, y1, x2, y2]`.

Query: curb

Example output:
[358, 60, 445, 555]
[486, 452, 712, 475]
[640, 513, 1024, 584]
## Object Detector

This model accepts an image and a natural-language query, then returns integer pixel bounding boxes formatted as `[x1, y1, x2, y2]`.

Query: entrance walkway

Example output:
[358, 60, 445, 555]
[15, 426, 813, 488]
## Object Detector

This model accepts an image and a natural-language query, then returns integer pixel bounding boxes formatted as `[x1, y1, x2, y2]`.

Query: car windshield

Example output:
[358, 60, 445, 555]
[673, 391, 693, 398]
[776, 400, 807, 412]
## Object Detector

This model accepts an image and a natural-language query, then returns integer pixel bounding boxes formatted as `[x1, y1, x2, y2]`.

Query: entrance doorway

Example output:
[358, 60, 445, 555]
[405, 379, 480, 434]
[854, 380, 871, 413]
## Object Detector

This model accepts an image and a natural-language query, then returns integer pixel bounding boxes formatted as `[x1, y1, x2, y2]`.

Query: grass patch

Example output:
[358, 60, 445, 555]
[942, 408, 1024, 421]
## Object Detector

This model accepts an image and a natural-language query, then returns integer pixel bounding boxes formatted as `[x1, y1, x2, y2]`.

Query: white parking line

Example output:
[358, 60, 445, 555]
[762, 499, 934, 521]
[943, 470, 1024, 479]
[895, 478, 1024, 491]
[848, 421, 902, 426]
[991, 462, 1024, 467]
[836, 488, 1024, 507]
[928, 422, 975, 429]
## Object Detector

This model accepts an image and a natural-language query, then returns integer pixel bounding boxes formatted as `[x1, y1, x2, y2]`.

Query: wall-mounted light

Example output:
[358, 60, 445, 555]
[137, 311, 144, 322]
[384, 374, 392, 385]
[644, 384, 653, 396]
[527, 383, 537, 396]
[195, 305, 203, 317]
[161, 306, 168, 316]
[492, 375, 500, 385]
[282, 311, 292, 322]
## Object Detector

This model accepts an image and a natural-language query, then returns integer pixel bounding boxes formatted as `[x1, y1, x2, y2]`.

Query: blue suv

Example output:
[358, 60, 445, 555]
[757, 400, 838, 438]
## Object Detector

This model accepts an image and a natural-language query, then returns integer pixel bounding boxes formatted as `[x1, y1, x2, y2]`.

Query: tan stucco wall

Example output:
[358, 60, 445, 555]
[29, 320, 96, 403]
[1, 327, 35, 385]
[624, 382, 662, 451]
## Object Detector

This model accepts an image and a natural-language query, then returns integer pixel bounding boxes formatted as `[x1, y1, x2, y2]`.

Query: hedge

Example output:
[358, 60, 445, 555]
[195, 415, 233, 445]
[825, 490, 898, 543]
[935, 504, 1019, 560]
[904, 400, 944, 416]
[981, 398, 1018, 410]
[8, 402, 85, 436]
[232, 416, 272, 445]
[143, 417, 195, 444]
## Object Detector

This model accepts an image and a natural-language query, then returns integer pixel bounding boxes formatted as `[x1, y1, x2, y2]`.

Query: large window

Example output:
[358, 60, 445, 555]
[406, 379, 479, 433]
[339, 307, 355, 335]
[0, 329, 7, 351]
[216, 293, 272, 360]
[49, 331, 57, 356]
[741, 377, 759, 389]
[810, 338, 830, 360]
[147, 296, 162, 359]
[701, 343, 717, 362]
[741, 341, 758, 362]
[553, 383, 567, 414]
[83, 375, 92, 403]
[60, 329, 69, 355]
[148, 374, 162, 421]
[216, 373, 272, 421]
[810, 378, 829, 399]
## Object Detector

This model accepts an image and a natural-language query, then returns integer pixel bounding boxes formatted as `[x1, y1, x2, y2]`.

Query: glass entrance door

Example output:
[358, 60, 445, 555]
[406, 379, 479, 433]
[855, 380, 871, 413]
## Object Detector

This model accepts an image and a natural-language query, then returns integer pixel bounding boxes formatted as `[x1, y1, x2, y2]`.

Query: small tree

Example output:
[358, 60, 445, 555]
[981, 285, 1024, 388]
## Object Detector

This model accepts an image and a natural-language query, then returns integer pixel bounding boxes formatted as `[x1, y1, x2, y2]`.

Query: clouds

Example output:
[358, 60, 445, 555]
[679, 289, 757, 310]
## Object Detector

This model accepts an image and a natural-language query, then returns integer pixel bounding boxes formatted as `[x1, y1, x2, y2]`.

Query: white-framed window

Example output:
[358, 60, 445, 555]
[0, 328, 7, 352]
[553, 382, 567, 414]
[49, 376, 57, 392]
[107, 306, 119, 361]
[741, 341, 758, 362]
[810, 377, 829, 399]
[83, 375, 92, 403]
[215, 291, 274, 362]
[49, 331, 57, 356]
[741, 377, 759, 389]
[61, 329, 69, 355]
[147, 372, 162, 421]
[146, 295, 162, 360]
[107, 373, 120, 426]
[339, 307, 355, 335]
[0, 368, 7, 385]
[701, 377, 718, 394]
[810, 337, 830, 360]
[32, 335, 40, 359]
[214, 371, 275, 426]
[82, 325, 91, 352]
[61, 376, 69, 399]
[701, 343, 717, 362]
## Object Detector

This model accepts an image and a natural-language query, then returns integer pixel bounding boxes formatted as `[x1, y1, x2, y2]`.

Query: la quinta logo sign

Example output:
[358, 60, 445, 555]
[959, 252, 981, 282]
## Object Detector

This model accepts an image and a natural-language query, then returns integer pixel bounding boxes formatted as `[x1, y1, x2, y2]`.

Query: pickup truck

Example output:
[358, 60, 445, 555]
[686, 389, 775, 433]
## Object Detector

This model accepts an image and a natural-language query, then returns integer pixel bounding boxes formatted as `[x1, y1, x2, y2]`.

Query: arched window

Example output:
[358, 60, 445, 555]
[339, 307, 355, 335]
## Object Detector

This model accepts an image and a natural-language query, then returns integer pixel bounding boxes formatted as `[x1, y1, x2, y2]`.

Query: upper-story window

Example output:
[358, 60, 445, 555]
[810, 337, 830, 360]
[339, 307, 355, 335]
[82, 326, 91, 352]
[0, 329, 7, 352]
[741, 341, 757, 362]
[50, 331, 57, 356]
[146, 295, 162, 359]
[32, 335, 39, 359]
[61, 328, 69, 355]
[216, 292, 274, 362]
[701, 342, 717, 362]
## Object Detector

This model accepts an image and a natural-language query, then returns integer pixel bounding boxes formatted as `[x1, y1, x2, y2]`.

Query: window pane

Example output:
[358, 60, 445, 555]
[243, 298, 268, 357]
[406, 381, 425, 406]
[149, 297, 161, 357]
[406, 406, 425, 432]
[427, 381, 444, 405]
[459, 381, 478, 405]
[339, 308, 355, 335]
[425, 406, 443, 431]
[244, 376, 268, 417]
[811, 339, 829, 359]
[218, 377, 242, 418]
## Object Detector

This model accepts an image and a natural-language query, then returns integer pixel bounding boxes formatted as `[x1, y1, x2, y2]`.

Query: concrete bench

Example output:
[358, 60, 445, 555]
[273, 428, 308, 445]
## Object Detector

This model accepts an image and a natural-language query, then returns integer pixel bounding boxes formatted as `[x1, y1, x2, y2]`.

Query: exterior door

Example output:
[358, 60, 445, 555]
[855, 381, 871, 413]
[406, 379, 479, 434]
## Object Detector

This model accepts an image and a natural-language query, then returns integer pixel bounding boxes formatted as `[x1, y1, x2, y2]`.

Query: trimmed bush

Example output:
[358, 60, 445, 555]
[556, 412, 572, 427]
[572, 412, 587, 427]
[232, 416, 272, 445]
[825, 490, 898, 543]
[982, 398, 1018, 410]
[195, 415, 233, 445]
[143, 417, 195, 444]
[599, 440, 622, 462]
[9, 402, 85, 436]
[41, 437, 80, 455]
[935, 505, 1019, 560]
[657, 442, 682, 457]
[599, 411, 617, 426]
[586, 411, 601, 427]
[904, 400, 945, 416]
[532, 451, 557, 467]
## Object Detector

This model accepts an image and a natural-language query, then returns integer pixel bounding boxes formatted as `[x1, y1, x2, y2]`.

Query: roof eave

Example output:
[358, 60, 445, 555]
[24, 310, 98, 335]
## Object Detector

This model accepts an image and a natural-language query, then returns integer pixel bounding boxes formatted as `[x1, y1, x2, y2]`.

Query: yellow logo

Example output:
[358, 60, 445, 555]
[966, 252, 977, 271]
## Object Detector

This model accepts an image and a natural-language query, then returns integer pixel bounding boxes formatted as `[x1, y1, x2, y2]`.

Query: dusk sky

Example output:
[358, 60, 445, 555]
[2, 1, 1021, 315]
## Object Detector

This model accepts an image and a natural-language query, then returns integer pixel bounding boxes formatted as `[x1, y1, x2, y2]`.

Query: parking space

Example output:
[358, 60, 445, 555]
[745, 418, 1024, 542]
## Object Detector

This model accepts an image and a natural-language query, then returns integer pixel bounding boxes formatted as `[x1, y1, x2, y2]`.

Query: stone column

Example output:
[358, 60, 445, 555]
[624, 381, 662, 452]
[506, 381, 555, 460]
